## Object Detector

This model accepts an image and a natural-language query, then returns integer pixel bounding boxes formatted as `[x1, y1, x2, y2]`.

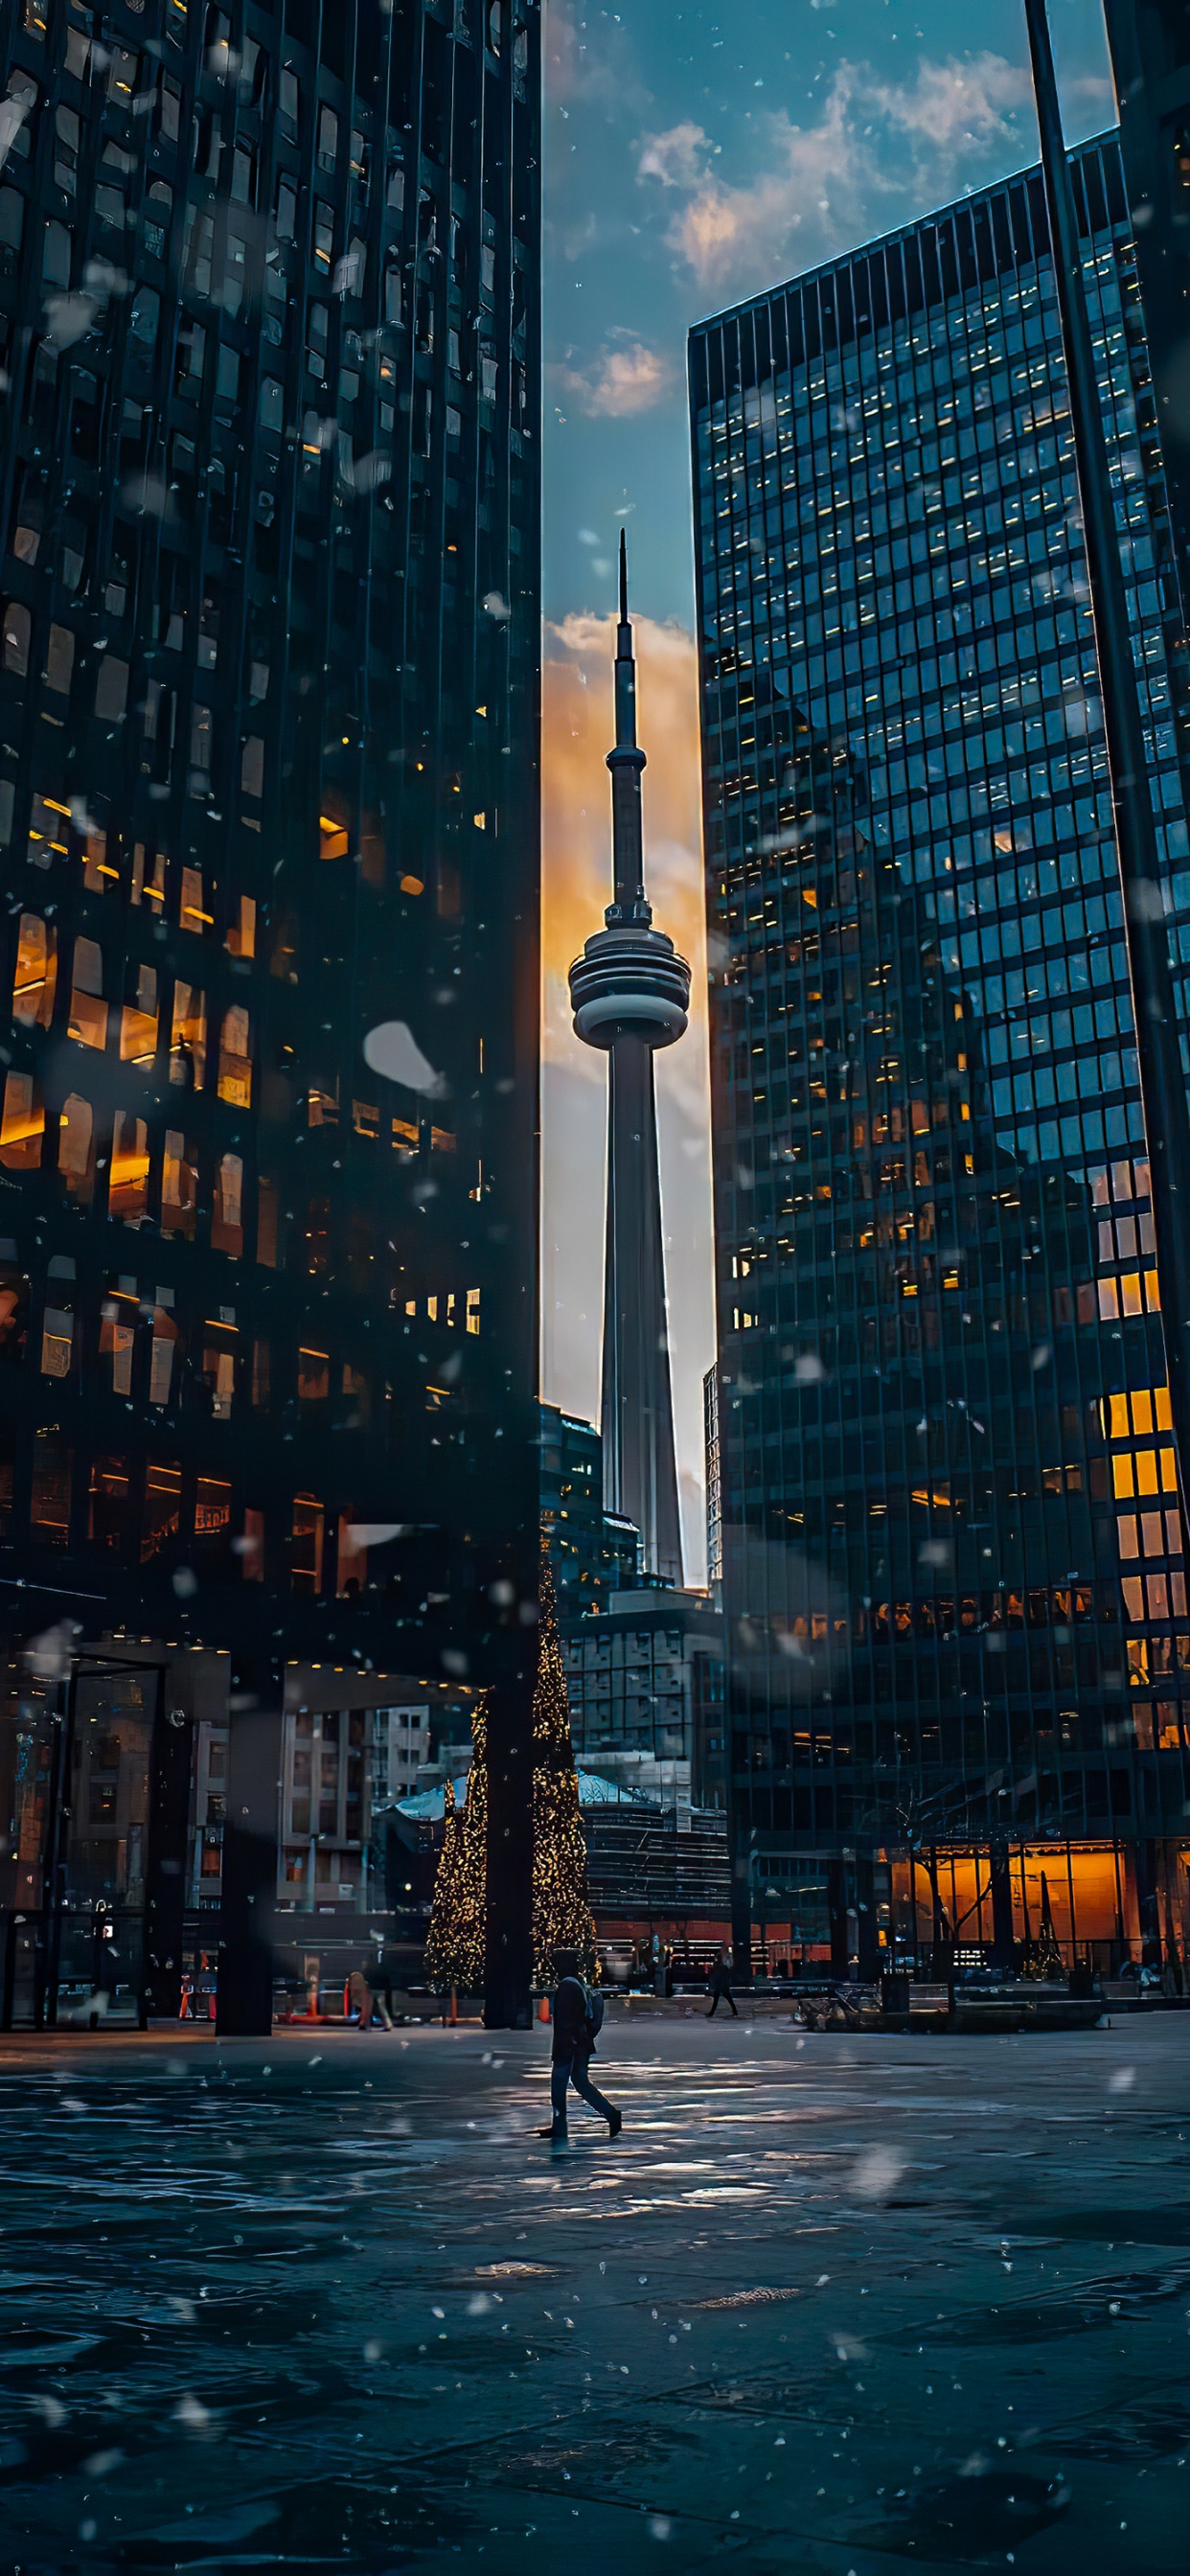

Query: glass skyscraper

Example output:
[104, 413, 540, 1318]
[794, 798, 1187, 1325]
[0, 0, 540, 2023]
[690, 132, 1190, 1980]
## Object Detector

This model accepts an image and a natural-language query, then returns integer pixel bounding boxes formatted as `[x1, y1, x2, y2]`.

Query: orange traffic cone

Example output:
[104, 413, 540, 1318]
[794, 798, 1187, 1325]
[537, 1994, 550, 2023]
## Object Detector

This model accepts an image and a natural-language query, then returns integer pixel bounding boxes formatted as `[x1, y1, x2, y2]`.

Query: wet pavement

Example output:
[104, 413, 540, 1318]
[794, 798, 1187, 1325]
[1, 2006, 1188, 2573]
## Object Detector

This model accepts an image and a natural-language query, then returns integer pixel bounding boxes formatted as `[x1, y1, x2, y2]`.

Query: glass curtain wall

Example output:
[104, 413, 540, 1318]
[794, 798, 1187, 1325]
[690, 133, 1190, 1975]
[0, 0, 540, 1689]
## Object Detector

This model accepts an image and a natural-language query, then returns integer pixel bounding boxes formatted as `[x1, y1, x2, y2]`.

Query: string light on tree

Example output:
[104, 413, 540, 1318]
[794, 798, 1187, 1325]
[425, 1541, 593, 1994]
[423, 1714, 487, 1995]
[532, 1540, 595, 1984]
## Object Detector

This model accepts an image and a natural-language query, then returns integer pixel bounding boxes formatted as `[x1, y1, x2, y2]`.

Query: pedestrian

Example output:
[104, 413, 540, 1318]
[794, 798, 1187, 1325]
[365, 1948, 395, 2030]
[707, 1949, 739, 2017]
[348, 1963, 374, 2029]
[538, 1948, 622, 2143]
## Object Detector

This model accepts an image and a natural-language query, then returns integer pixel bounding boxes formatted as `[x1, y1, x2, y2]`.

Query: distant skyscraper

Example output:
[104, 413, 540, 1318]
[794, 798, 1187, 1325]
[0, 0, 541, 2027]
[538, 1398, 642, 1615]
[568, 540, 688, 1585]
[1104, 3, 1190, 606]
[690, 132, 1190, 1979]
[703, 1362, 721, 1589]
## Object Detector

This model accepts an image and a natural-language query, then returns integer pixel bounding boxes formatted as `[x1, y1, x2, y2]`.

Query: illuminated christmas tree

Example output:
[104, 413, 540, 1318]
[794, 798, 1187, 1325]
[532, 1541, 595, 1983]
[423, 1714, 487, 1995]
[424, 1542, 594, 1994]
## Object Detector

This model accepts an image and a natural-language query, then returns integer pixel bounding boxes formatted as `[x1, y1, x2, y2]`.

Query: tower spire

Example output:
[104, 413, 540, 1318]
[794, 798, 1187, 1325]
[607, 531, 648, 920]
[568, 560, 690, 1588]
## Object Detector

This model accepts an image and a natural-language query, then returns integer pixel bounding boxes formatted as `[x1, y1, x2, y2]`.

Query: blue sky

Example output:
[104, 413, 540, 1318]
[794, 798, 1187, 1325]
[539, 1, 1120, 1582]
[543, 0, 1115, 631]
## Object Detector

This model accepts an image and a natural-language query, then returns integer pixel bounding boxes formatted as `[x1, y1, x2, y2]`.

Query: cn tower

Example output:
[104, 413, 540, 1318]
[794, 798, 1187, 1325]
[568, 536, 690, 1586]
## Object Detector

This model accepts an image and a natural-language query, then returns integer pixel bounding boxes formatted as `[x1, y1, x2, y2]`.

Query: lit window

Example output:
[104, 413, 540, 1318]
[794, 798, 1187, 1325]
[120, 964, 158, 1065]
[57, 1091, 92, 1197]
[109, 1111, 149, 1223]
[140, 1461, 181, 1561]
[149, 1309, 179, 1407]
[195, 1476, 232, 1554]
[170, 982, 207, 1087]
[319, 799, 350, 861]
[40, 1305, 73, 1378]
[131, 843, 166, 910]
[100, 1299, 136, 1393]
[217, 1004, 252, 1105]
[12, 913, 57, 1027]
[161, 1129, 197, 1238]
[212, 1151, 244, 1257]
[201, 1345, 236, 1419]
[0, 1071, 42, 1169]
[292, 1494, 325, 1595]
[68, 937, 107, 1049]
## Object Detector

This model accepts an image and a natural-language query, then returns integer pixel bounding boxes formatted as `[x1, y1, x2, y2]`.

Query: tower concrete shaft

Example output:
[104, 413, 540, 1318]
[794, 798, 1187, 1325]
[568, 538, 690, 1585]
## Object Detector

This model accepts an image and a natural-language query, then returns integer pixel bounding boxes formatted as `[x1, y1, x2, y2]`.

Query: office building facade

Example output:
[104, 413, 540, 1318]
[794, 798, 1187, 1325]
[538, 1400, 634, 1613]
[690, 132, 1190, 1976]
[0, 0, 541, 2020]
[1104, 3, 1190, 615]
[561, 1585, 725, 1815]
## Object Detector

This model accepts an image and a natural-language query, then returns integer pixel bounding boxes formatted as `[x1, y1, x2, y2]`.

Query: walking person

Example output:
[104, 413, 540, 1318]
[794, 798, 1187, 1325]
[707, 1949, 739, 2018]
[348, 1962, 378, 2029]
[365, 1947, 395, 2031]
[538, 1948, 622, 2143]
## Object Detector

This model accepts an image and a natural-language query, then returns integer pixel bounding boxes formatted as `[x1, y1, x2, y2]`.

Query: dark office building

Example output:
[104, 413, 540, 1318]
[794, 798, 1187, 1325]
[690, 131, 1190, 1979]
[1104, 3, 1190, 613]
[561, 1580, 726, 1815]
[0, 0, 540, 2021]
[538, 1399, 640, 1615]
[703, 1361, 721, 1588]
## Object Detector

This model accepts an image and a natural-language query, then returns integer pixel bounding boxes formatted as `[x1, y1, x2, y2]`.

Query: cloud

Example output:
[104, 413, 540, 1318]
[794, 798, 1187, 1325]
[665, 53, 1034, 297]
[541, 612, 715, 1580]
[638, 120, 711, 191]
[545, 0, 648, 114]
[557, 335, 674, 418]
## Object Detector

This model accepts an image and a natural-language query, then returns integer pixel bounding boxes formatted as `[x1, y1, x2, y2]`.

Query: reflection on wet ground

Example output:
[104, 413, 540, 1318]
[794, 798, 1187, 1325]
[1, 2012, 1188, 2572]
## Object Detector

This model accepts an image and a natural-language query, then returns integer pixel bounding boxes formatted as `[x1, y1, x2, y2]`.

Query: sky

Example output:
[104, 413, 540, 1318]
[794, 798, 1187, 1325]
[538, 0, 1119, 1583]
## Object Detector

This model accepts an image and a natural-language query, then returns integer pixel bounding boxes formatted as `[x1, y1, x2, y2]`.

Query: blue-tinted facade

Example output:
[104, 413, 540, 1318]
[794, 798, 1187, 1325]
[690, 134, 1190, 1976]
[0, 0, 539, 1670]
[0, 0, 542, 2026]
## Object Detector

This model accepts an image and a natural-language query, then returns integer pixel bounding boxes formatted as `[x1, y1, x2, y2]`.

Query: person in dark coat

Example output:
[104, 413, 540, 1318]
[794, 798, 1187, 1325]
[538, 1947, 622, 2143]
[707, 1950, 739, 2017]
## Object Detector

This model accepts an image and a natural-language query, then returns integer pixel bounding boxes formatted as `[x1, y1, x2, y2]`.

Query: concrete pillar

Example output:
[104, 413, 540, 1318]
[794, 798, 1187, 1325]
[141, 1669, 192, 2022]
[483, 1669, 535, 2029]
[217, 1694, 283, 2037]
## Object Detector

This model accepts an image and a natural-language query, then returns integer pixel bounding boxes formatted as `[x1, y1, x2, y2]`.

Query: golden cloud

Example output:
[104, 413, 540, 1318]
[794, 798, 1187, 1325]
[555, 338, 674, 418]
[541, 610, 716, 1579]
[542, 610, 707, 1107]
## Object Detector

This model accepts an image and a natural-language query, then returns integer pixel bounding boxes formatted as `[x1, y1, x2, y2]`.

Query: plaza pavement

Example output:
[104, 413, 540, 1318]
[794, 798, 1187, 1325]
[1, 2004, 1187, 2573]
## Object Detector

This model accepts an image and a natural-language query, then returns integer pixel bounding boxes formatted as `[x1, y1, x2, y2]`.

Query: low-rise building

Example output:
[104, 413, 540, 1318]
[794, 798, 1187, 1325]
[561, 1586, 727, 1814]
[539, 1402, 643, 1614]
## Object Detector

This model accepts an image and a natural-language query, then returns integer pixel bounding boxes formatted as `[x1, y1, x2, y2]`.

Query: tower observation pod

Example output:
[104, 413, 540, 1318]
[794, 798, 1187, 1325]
[568, 536, 690, 1585]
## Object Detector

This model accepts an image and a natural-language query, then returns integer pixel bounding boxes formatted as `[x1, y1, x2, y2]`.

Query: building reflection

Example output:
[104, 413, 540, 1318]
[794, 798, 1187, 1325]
[691, 138, 1190, 1973]
[0, 0, 541, 2024]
